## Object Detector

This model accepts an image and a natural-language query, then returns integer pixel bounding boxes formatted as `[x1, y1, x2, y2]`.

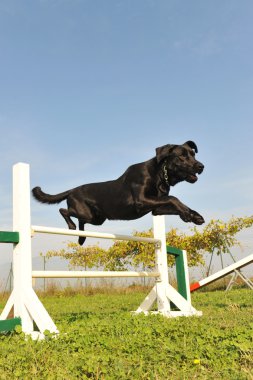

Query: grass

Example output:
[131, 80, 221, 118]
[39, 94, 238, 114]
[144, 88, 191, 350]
[0, 288, 252, 379]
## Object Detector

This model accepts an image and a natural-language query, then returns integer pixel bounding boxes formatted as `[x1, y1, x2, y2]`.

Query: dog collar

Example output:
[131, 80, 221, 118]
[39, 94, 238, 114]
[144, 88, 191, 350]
[162, 161, 170, 187]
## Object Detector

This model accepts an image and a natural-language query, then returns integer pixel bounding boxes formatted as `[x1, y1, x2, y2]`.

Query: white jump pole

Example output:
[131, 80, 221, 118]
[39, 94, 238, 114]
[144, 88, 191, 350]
[32, 271, 160, 278]
[32, 225, 161, 245]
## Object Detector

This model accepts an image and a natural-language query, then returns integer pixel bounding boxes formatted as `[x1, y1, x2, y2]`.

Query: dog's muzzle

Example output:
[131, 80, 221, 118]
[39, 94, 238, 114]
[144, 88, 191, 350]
[187, 162, 204, 183]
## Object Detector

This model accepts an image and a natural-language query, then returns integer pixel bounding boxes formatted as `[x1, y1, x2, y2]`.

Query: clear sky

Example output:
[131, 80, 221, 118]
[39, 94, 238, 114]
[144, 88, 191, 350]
[0, 1, 253, 277]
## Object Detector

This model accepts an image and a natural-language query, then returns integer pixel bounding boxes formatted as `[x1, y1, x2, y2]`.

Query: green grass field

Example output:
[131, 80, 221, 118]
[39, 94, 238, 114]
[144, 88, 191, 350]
[0, 288, 252, 379]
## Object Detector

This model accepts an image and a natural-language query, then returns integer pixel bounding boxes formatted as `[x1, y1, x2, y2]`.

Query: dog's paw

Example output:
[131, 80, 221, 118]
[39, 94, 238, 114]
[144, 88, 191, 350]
[180, 209, 205, 225]
[190, 210, 205, 225]
[179, 210, 193, 223]
[78, 236, 86, 245]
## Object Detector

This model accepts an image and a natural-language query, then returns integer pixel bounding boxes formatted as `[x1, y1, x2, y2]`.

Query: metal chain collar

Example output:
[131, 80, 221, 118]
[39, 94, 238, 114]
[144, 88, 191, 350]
[162, 161, 170, 187]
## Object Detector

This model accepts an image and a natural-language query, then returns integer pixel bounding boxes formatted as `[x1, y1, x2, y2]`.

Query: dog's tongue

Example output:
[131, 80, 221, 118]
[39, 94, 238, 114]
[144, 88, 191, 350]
[188, 174, 198, 183]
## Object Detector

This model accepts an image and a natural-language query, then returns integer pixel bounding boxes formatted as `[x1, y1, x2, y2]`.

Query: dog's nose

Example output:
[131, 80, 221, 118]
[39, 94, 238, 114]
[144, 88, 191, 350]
[197, 162, 204, 173]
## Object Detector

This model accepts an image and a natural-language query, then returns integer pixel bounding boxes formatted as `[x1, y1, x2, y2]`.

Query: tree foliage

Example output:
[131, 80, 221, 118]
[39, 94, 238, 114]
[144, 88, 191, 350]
[43, 243, 107, 270]
[43, 216, 253, 270]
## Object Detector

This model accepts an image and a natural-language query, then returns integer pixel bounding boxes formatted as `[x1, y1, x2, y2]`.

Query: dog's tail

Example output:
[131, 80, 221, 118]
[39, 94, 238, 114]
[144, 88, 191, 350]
[32, 187, 71, 204]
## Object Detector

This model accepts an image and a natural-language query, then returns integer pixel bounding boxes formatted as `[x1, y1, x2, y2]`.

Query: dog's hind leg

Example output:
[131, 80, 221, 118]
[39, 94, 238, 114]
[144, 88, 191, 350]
[78, 220, 86, 245]
[59, 208, 76, 230]
[77, 215, 107, 245]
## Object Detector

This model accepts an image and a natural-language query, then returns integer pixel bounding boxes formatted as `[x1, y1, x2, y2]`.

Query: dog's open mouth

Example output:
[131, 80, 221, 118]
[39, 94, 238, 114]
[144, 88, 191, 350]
[186, 173, 198, 183]
[186, 164, 204, 183]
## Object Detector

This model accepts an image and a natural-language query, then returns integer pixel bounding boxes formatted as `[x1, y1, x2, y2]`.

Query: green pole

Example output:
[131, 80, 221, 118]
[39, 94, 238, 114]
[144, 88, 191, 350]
[167, 246, 188, 300]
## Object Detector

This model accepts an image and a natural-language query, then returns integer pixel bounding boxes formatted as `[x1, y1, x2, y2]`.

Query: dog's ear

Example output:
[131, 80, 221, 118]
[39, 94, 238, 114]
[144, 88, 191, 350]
[183, 141, 198, 153]
[156, 144, 175, 164]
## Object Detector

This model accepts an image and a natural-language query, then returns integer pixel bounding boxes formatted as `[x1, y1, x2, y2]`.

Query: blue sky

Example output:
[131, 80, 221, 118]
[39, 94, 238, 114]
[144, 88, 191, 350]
[0, 1, 253, 277]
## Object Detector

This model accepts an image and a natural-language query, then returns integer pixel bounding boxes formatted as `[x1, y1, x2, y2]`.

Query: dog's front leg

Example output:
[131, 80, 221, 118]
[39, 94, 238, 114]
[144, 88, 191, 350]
[152, 196, 205, 225]
[131, 186, 167, 215]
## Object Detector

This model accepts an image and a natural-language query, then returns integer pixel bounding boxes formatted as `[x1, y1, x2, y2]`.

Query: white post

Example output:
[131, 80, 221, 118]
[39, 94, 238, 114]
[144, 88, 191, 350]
[153, 215, 171, 314]
[135, 215, 171, 315]
[12, 163, 34, 332]
[182, 249, 191, 302]
[11, 163, 58, 338]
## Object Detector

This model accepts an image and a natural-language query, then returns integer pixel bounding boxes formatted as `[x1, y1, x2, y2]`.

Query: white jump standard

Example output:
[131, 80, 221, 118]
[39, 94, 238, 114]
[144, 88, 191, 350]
[0, 163, 58, 339]
[0, 163, 201, 339]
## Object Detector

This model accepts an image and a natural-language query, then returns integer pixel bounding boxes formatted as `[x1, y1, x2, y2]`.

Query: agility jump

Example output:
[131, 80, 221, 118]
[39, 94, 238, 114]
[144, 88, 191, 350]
[0, 163, 201, 339]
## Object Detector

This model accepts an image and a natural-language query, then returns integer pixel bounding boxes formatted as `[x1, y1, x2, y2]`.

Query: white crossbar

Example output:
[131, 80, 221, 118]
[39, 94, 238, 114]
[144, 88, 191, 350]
[32, 270, 160, 278]
[31, 225, 161, 246]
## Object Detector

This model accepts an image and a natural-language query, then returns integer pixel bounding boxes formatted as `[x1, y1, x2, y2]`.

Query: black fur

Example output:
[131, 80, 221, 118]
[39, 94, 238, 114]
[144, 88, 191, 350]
[32, 141, 204, 245]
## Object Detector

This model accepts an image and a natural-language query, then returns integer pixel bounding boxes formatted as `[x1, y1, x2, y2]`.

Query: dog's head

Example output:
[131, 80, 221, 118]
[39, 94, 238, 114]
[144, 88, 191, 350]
[156, 141, 204, 186]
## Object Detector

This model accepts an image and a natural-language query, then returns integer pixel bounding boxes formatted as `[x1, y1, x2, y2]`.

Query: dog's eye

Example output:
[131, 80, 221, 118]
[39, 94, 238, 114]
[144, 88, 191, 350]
[186, 149, 195, 157]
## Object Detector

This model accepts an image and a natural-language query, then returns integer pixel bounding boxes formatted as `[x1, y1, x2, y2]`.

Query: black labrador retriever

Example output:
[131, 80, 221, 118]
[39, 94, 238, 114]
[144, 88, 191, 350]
[32, 140, 204, 245]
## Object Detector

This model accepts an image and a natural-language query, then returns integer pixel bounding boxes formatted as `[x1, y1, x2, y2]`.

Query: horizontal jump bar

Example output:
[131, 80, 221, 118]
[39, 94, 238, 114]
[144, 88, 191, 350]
[32, 270, 160, 279]
[31, 225, 161, 245]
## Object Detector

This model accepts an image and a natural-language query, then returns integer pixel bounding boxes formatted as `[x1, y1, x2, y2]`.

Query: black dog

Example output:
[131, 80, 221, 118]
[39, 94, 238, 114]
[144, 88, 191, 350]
[32, 141, 204, 245]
